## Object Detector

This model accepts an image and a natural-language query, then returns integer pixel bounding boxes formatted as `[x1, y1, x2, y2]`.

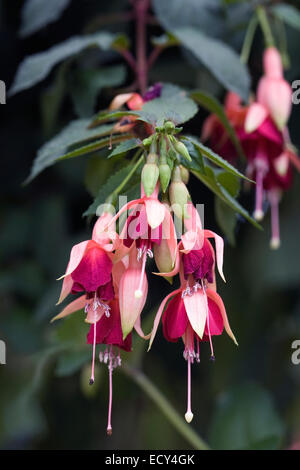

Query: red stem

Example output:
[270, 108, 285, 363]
[134, 0, 150, 95]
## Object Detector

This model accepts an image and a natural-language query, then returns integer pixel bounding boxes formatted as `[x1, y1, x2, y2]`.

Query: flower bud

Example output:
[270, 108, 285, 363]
[164, 120, 175, 133]
[141, 153, 159, 197]
[159, 163, 171, 192]
[172, 139, 192, 162]
[169, 166, 190, 219]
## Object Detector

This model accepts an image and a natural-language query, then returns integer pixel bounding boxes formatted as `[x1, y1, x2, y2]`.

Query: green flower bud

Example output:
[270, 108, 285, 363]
[173, 140, 192, 162]
[159, 163, 171, 192]
[164, 121, 175, 133]
[180, 165, 190, 184]
[141, 153, 159, 197]
[169, 166, 190, 219]
[142, 135, 154, 147]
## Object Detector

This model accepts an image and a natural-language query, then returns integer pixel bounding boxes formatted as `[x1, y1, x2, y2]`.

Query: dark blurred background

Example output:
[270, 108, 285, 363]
[0, 0, 299, 450]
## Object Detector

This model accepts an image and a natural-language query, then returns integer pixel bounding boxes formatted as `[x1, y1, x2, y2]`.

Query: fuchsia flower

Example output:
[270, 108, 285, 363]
[107, 183, 177, 337]
[202, 49, 300, 248]
[252, 47, 292, 132]
[149, 204, 237, 423]
[86, 297, 131, 436]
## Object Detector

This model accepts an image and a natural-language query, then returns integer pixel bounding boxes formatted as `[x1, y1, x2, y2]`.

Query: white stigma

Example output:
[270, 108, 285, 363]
[185, 411, 194, 423]
[135, 289, 143, 299]
[253, 209, 264, 221]
[270, 237, 280, 250]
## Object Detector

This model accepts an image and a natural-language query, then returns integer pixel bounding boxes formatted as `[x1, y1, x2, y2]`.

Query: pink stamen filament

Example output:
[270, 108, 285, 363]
[254, 168, 265, 220]
[185, 355, 193, 423]
[90, 320, 97, 385]
[269, 192, 280, 249]
[107, 345, 113, 436]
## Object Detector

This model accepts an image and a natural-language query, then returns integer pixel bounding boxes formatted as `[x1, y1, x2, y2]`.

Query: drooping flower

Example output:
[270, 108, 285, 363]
[256, 47, 292, 131]
[149, 203, 237, 422]
[53, 212, 119, 384]
[86, 297, 131, 435]
[203, 84, 300, 248]
[107, 183, 177, 309]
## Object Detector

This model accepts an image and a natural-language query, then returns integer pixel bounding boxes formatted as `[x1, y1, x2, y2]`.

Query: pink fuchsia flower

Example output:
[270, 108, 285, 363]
[150, 204, 236, 422]
[53, 213, 119, 383]
[201, 92, 248, 163]
[108, 181, 176, 294]
[256, 47, 292, 132]
[238, 117, 295, 248]
[203, 90, 300, 249]
[87, 298, 131, 435]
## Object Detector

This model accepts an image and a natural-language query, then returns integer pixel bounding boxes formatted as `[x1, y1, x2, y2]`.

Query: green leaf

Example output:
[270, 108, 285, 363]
[209, 383, 284, 450]
[20, 0, 71, 37]
[153, 0, 224, 38]
[138, 83, 198, 126]
[40, 61, 69, 137]
[84, 153, 116, 197]
[190, 90, 246, 160]
[83, 163, 141, 217]
[182, 136, 251, 181]
[272, 4, 300, 31]
[215, 198, 237, 245]
[151, 33, 180, 48]
[111, 33, 131, 50]
[26, 119, 128, 182]
[70, 65, 127, 118]
[172, 27, 250, 101]
[107, 138, 140, 159]
[192, 164, 261, 229]
[9, 32, 119, 96]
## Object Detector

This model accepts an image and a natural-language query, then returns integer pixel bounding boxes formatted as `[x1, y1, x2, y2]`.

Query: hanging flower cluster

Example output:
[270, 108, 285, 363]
[202, 46, 300, 249]
[51, 95, 237, 434]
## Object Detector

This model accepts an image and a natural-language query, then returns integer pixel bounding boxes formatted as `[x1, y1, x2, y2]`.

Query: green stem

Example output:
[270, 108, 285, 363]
[240, 15, 258, 64]
[275, 17, 290, 69]
[110, 152, 143, 201]
[123, 364, 210, 450]
[256, 5, 275, 48]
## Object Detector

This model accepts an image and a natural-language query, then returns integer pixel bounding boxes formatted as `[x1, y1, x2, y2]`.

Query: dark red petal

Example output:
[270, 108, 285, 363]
[201, 296, 224, 341]
[71, 241, 112, 292]
[163, 293, 188, 342]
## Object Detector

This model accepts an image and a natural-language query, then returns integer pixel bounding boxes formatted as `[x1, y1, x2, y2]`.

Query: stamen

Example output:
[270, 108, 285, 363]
[253, 168, 265, 221]
[185, 356, 193, 424]
[269, 190, 281, 250]
[107, 346, 113, 436]
[89, 320, 96, 385]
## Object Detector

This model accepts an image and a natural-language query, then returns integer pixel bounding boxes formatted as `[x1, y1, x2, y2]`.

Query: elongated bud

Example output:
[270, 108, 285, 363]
[159, 137, 171, 192]
[169, 166, 190, 219]
[142, 135, 154, 147]
[180, 165, 190, 184]
[141, 153, 159, 197]
[172, 139, 192, 162]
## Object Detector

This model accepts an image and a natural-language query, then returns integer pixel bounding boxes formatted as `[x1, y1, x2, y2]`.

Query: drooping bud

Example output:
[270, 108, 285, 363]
[180, 165, 190, 184]
[159, 137, 171, 192]
[172, 139, 192, 162]
[169, 166, 190, 219]
[164, 120, 175, 134]
[257, 47, 292, 131]
[141, 152, 159, 197]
